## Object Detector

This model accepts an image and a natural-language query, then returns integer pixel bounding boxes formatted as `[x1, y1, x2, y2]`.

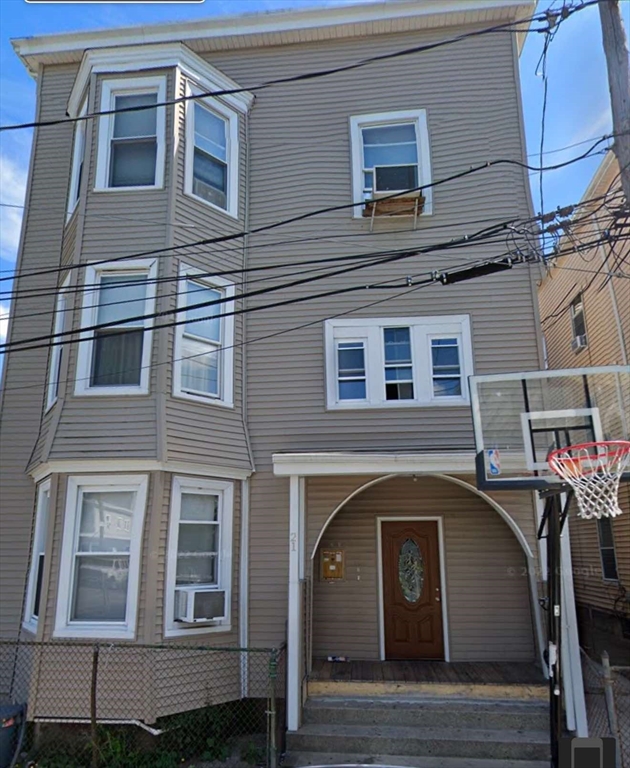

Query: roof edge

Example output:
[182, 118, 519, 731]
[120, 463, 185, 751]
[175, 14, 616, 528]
[12, 0, 535, 76]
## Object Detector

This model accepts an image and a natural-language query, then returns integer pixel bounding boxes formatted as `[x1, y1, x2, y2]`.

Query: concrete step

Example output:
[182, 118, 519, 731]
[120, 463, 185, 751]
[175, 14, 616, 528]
[285, 723, 550, 762]
[282, 752, 549, 768]
[303, 696, 548, 731]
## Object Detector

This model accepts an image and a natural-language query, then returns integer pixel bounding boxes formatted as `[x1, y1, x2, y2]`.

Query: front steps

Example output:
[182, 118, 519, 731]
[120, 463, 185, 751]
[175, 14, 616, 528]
[284, 696, 550, 767]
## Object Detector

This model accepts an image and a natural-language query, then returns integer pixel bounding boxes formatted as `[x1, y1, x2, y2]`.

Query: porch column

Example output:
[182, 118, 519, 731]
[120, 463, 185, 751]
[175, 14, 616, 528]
[287, 475, 305, 732]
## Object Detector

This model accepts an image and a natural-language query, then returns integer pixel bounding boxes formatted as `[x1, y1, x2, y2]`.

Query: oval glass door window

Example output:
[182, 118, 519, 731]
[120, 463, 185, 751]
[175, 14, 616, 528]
[398, 538, 424, 603]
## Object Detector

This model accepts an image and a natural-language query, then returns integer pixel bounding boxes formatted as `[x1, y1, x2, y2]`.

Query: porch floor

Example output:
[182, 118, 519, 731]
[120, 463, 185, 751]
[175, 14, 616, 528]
[310, 658, 545, 686]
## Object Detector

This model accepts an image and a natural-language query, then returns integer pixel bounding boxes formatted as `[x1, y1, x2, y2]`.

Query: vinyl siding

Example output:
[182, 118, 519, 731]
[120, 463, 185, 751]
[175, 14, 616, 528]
[225, 28, 539, 647]
[0, 64, 78, 639]
[163, 72, 251, 470]
[311, 475, 535, 661]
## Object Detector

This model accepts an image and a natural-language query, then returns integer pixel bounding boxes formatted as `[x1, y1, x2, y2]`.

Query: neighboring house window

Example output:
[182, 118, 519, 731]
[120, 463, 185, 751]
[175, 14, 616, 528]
[54, 475, 148, 639]
[597, 517, 618, 581]
[75, 260, 157, 396]
[184, 83, 239, 218]
[46, 274, 70, 411]
[165, 476, 234, 637]
[23, 479, 51, 632]
[67, 99, 87, 218]
[325, 315, 472, 409]
[95, 76, 166, 190]
[350, 109, 432, 216]
[570, 294, 587, 351]
[173, 264, 234, 407]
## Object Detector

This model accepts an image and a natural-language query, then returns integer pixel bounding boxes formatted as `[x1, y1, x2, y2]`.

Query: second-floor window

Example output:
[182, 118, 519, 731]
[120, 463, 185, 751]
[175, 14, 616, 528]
[570, 293, 587, 351]
[75, 260, 157, 396]
[350, 110, 432, 216]
[95, 76, 166, 190]
[184, 85, 239, 218]
[46, 274, 70, 410]
[326, 315, 472, 409]
[173, 264, 235, 406]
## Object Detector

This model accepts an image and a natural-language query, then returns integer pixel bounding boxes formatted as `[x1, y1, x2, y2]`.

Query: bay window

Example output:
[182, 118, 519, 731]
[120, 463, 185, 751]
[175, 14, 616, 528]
[75, 260, 157, 396]
[54, 475, 148, 639]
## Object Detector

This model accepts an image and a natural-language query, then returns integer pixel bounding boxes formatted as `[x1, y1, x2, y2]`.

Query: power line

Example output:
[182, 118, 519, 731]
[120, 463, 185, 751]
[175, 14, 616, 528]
[0, 138, 612, 288]
[1, 2, 597, 135]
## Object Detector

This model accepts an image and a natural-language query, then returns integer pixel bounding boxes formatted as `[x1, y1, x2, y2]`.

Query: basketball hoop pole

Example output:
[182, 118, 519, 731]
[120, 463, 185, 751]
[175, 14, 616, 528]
[538, 490, 568, 768]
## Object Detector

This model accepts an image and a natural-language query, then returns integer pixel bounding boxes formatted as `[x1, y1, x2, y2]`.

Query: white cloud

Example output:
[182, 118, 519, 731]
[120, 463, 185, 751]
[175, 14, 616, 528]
[0, 303, 9, 344]
[0, 154, 27, 262]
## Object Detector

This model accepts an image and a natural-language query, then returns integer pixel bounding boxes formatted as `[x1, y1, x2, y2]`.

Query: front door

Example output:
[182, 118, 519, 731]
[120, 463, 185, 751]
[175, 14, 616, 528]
[382, 520, 444, 660]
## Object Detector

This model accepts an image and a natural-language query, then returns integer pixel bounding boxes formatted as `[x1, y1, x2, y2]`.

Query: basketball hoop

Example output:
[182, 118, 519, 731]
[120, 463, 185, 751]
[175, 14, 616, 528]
[548, 440, 630, 519]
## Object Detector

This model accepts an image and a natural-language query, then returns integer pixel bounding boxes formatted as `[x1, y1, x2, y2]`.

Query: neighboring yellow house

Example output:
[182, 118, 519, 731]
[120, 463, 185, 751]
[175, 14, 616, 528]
[538, 152, 630, 664]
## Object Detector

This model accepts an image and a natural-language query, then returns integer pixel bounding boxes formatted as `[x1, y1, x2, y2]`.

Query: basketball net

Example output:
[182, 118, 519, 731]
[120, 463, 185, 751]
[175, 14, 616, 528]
[548, 440, 630, 519]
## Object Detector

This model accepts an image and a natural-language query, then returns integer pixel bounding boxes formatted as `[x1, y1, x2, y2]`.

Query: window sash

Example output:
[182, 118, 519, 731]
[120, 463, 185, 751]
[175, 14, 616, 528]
[68, 100, 87, 215]
[361, 121, 419, 198]
[337, 341, 367, 401]
[571, 297, 587, 340]
[108, 92, 158, 188]
[430, 337, 462, 397]
[192, 102, 229, 210]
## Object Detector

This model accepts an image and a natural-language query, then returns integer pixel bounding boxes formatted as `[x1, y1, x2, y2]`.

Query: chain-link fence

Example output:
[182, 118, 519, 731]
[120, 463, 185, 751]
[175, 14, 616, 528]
[581, 649, 630, 768]
[0, 640, 285, 768]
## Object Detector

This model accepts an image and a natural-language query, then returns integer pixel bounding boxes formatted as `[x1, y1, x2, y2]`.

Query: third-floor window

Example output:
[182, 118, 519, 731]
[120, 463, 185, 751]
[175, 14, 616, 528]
[95, 76, 166, 191]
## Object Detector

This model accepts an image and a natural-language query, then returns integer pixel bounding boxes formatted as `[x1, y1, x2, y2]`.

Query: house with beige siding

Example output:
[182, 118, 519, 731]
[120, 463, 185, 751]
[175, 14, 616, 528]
[538, 152, 630, 665]
[0, 0, 571, 762]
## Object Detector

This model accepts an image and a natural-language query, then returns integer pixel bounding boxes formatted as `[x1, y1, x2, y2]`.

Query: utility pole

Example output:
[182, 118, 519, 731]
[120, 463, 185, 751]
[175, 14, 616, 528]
[599, 0, 630, 203]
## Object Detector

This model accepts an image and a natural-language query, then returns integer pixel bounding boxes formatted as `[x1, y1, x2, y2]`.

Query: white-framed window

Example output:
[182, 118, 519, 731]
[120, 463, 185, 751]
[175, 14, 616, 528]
[325, 315, 472, 409]
[46, 274, 71, 411]
[173, 264, 235, 407]
[23, 479, 51, 633]
[54, 474, 148, 639]
[184, 82, 239, 218]
[349, 109, 432, 217]
[75, 260, 157, 396]
[95, 76, 166, 191]
[67, 98, 87, 218]
[165, 476, 234, 637]
[597, 517, 618, 581]
[570, 293, 588, 351]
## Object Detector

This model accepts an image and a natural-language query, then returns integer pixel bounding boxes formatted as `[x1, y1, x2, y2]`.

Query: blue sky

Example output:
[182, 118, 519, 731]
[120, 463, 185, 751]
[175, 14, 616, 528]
[0, 0, 625, 345]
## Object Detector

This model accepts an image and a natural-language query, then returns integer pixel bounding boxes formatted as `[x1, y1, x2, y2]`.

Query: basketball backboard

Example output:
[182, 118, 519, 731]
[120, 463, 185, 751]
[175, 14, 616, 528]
[469, 366, 630, 490]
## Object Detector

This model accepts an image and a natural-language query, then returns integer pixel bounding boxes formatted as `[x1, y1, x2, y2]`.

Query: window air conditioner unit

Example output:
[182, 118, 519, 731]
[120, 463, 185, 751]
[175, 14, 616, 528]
[571, 334, 588, 351]
[174, 587, 226, 623]
[372, 165, 420, 198]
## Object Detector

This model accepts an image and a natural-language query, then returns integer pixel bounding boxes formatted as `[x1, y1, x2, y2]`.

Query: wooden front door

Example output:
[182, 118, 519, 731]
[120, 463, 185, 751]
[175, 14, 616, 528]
[382, 520, 444, 660]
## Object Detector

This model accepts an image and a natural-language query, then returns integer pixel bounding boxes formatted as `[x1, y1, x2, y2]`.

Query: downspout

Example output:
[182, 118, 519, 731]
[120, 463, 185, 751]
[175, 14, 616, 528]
[239, 104, 255, 695]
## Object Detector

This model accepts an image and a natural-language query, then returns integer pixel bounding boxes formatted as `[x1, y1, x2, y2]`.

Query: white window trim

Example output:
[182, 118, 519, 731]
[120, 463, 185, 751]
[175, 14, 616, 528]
[173, 263, 235, 407]
[54, 474, 148, 640]
[597, 517, 619, 583]
[23, 479, 52, 634]
[46, 274, 70, 411]
[350, 109, 432, 219]
[165, 476, 234, 638]
[95, 75, 166, 192]
[325, 315, 473, 409]
[67, 98, 87, 220]
[75, 259, 157, 397]
[184, 81, 240, 219]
